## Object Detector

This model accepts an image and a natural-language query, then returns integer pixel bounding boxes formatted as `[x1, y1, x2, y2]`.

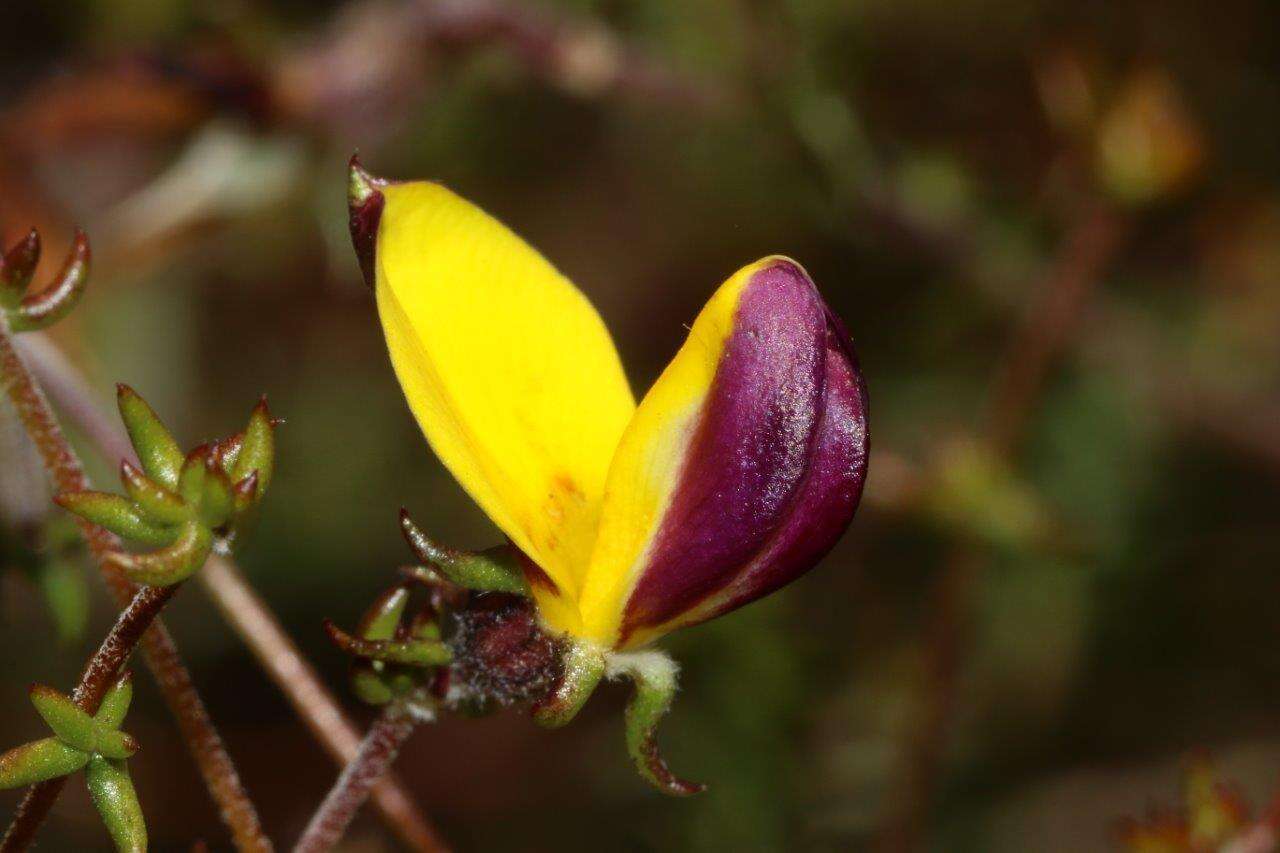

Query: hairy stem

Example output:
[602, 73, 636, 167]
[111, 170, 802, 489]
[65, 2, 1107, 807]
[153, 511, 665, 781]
[202, 555, 446, 852]
[293, 704, 420, 853]
[1, 583, 176, 852]
[0, 321, 270, 852]
[19, 331, 446, 851]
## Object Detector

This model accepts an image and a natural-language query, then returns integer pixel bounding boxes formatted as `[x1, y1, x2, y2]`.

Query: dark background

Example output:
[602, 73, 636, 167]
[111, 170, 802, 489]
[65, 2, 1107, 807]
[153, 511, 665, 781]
[1, 0, 1279, 849]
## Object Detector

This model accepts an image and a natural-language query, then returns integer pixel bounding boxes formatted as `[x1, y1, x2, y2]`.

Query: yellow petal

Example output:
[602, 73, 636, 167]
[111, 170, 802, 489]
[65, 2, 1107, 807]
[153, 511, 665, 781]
[375, 181, 635, 633]
[575, 257, 797, 646]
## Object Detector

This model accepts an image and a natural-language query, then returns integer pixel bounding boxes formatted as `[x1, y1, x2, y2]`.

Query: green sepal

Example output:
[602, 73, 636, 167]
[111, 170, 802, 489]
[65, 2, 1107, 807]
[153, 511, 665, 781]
[611, 651, 704, 796]
[0, 738, 89, 788]
[177, 448, 209, 507]
[109, 519, 212, 586]
[54, 491, 175, 547]
[93, 730, 139, 761]
[0, 230, 39, 307]
[9, 230, 90, 332]
[85, 755, 147, 853]
[29, 684, 98, 752]
[117, 385, 183, 490]
[532, 641, 604, 729]
[358, 585, 410, 641]
[199, 463, 233, 528]
[94, 672, 134, 730]
[324, 621, 451, 667]
[119, 461, 188, 525]
[400, 510, 529, 595]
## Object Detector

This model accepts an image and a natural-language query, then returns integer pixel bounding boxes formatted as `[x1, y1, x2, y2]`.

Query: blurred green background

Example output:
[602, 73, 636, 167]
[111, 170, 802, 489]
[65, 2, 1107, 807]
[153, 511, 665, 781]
[2, 0, 1279, 850]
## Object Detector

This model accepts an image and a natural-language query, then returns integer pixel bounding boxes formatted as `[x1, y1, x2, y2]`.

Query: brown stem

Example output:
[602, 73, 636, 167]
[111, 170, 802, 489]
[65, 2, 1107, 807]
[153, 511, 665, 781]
[1, 583, 177, 852]
[201, 555, 447, 852]
[293, 704, 420, 853]
[18, 332, 446, 851]
[0, 320, 271, 852]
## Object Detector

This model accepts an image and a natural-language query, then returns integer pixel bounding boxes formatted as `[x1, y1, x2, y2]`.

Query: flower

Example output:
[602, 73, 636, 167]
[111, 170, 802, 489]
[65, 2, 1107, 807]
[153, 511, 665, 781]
[348, 156, 868, 793]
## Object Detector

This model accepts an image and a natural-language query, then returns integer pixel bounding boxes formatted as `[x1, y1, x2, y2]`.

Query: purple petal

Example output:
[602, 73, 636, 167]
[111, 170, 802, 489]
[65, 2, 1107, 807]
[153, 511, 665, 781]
[617, 259, 861, 641]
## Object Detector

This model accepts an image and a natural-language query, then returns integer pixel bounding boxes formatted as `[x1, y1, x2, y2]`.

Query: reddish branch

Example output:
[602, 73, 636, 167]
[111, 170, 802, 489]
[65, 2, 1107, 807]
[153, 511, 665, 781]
[0, 321, 270, 852]
[293, 704, 420, 853]
[19, 332, 445, 851]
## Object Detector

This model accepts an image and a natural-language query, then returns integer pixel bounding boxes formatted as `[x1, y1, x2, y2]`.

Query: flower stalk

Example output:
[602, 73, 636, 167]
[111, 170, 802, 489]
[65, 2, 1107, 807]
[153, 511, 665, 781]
[292, 702, 421, 853]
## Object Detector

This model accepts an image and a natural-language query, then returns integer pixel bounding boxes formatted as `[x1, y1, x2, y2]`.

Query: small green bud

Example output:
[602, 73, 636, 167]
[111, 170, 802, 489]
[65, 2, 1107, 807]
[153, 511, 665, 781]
[29, 684, 98, 752]
[85, 755, 147, 853]
[117, 385, 184, 490]
[0, 738, 89, 788]
[54, 492, 175, 546]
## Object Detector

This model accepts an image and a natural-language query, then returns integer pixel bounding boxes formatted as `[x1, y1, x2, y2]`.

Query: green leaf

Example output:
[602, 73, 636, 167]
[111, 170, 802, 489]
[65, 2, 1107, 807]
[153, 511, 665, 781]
[323, 621, 450, 667]
[119, 461, 188, 525]
[109, 519, 212, 586]
[0, 738, 89, 788]
[357, 585, 410, 641]
[85, 755, 147, 853]
[36, 555, 90, 644]
[9, 230, 90, 332]
[176, 448, 208, 507]
[94, 730, 139, 761]
[29, 684, 97, 752]
[198, 465, 233, 528]
[400, 511, 528, 595]
[54, 492, 175, 546]
[94, 673, 134, 730]
[231, 398, 274, 496]
[117, 385, 183, 490]
[611, 650, 704, 796]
